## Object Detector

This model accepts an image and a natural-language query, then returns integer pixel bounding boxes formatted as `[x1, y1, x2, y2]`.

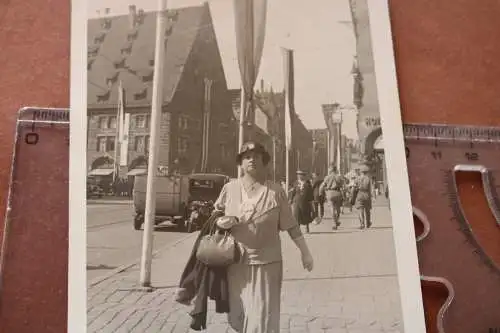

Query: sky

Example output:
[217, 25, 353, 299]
[87, 0, 359, 138]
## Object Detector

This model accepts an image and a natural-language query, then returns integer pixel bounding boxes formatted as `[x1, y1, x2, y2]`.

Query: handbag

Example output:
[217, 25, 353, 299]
[196, 216, 238, 267]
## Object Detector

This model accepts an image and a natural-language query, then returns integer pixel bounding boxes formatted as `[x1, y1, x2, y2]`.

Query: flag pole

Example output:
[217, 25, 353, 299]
[113, 81, 123, 183]
[139, 0, 168, 288]
[282, 47, 293, 195]
[285, 146, 289, 194]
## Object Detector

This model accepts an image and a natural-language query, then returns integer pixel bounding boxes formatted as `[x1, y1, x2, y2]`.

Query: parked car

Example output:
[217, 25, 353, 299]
[132, 172, 229, 231]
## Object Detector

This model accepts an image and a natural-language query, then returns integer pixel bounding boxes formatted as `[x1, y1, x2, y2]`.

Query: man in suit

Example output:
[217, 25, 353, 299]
[289, 170, 314, 233]
[310, 172, 325, 224]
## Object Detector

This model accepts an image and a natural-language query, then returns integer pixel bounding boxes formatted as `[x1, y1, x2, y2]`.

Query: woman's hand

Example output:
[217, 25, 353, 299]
[301, 250, 314, 272]
[216, 216, 238, 229]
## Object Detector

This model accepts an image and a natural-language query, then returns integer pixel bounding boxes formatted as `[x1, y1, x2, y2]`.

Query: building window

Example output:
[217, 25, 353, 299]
[97, 136, 107, 152]
[145, 135, 150, 154]
[178, 115, 189, 130]
[221, 144, 229, 159]
[96, 136, 115, 152]
[177, 137, 188, 154]
[98, 116, 108, 129]
[134, 135, 146, 152]
[135, 114, 150, 128]
[107, 136, 116, 151]
[108, 116, 117, 129]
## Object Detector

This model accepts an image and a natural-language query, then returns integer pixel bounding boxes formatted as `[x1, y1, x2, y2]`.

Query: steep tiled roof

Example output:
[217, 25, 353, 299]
[87, 5, 206, 108]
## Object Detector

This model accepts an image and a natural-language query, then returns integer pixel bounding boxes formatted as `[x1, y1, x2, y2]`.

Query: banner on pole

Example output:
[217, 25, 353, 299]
[118, 81, 129, 167]
[120, 113, 130, 167]
[233, 0, 267, 125]
[282, 48, 295, 150]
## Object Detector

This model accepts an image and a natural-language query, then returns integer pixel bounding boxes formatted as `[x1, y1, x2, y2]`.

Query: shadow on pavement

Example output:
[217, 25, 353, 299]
[87, 264, 117, 270]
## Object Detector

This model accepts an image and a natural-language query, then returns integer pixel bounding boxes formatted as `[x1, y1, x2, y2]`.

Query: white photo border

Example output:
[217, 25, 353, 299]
[69, 0, 88, 332]
[68, 0, 427, 331]
[368, 0, 426, 332]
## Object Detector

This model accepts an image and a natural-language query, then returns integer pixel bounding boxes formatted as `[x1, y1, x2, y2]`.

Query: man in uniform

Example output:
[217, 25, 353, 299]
[354, 164, 373, 229]
[319, 165, 344, 230]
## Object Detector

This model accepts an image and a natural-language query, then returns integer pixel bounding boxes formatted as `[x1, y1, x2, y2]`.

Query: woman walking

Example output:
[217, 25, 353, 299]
[214, 141, 314, 333]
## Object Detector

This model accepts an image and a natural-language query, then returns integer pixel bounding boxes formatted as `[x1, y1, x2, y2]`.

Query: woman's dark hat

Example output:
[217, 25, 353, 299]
[236, 141, 271, 165]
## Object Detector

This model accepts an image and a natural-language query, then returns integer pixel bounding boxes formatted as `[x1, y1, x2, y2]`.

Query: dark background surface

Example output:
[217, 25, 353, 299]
[0, 0, 498, 332]
[390, 1, 500, 332]
[0, 1, 70, 332]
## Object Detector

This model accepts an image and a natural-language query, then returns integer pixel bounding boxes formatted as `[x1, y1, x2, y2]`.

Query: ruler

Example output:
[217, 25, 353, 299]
[403, 123, 500, 333]
[0, 107, 69, 332]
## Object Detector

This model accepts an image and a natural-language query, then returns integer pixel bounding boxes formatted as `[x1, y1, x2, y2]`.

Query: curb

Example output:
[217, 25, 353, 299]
[88, 231, 198, 288]
[87, 200, 133, 205]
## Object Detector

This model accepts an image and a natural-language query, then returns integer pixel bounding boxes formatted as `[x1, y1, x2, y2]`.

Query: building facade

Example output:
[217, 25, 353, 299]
[230, 82, 313, 182]
[349, 0, 386, 189]
[309, 128, 328, 177]
[87, 4, 237, 182]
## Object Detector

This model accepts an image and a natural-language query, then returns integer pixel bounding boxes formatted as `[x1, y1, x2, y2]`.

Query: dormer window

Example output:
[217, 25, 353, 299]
[97, 90, 111, 102]
[101, 18, 112, 30]
[94, 31, 106, 44]
[167, 10, 179, 21]
[121, 41, 133, 55]
[137, 9, 145, 24]
[106, 72, 119, 86]
[165, 23, 173, 37]
[127, 28, 139, 41]
[88, 58, 95, 70]
[113, 57, 126, 69]
[134, 87, 148, 100]
[88, 45, 100, 57]
[141, 69, 154, 82]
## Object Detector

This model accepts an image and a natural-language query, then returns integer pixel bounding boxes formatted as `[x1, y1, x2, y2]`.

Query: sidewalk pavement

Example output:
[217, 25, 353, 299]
[88, 196, 403, 333]
[87, 198, 133, 205]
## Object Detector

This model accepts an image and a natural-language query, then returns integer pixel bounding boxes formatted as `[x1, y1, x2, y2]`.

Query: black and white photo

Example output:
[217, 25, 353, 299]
[79, 0, 425, 332]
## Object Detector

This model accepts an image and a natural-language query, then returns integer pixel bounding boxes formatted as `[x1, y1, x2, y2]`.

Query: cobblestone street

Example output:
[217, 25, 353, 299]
[88, 197, 403, 333]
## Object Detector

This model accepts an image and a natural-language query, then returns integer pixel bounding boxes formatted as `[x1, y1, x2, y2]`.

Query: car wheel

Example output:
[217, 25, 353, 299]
[134, 215, 143, 230]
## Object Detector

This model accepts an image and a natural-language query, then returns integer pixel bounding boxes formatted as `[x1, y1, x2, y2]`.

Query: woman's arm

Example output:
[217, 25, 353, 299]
[288, 225, 310, 249]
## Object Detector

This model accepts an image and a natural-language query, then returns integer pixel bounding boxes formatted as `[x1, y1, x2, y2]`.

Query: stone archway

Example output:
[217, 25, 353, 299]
[363, 126, 382, 156]
[91, 156, 114, 170]
[362, 126, 386, 193]
[129, 155, 148, 171]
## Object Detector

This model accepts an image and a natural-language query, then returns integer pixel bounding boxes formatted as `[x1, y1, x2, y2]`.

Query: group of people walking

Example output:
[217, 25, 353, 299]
[176, 141, 379, 333]
[288, 163, 374, 232]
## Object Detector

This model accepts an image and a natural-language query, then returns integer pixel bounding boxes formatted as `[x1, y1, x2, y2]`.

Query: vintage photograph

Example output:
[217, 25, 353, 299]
[84, 0, 415, 332]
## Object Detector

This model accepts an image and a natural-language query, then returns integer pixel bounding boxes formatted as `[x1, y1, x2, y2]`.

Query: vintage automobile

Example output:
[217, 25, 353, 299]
[132, 172, 229, 231]
[184, 173, 230, 232]
[87, 178, 104, 199]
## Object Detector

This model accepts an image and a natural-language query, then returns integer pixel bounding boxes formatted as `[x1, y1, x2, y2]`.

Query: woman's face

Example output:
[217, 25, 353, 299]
[240, 150, 264, 175]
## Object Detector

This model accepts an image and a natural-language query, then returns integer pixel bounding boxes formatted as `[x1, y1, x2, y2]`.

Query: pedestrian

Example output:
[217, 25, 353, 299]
[289, 170, 315, 233]
[319, 165, 344, 230]
[213, 141, 314, 333]
[310, 172, 325, 224]
[385, 183, 390, 210]
[354, 165, 373, 229]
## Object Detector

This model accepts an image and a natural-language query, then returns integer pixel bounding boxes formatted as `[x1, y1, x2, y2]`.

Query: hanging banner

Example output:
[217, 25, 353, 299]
[120, 113, 130, 167]
[283, 48, 295, 150]
[233, 0, 267, 125]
